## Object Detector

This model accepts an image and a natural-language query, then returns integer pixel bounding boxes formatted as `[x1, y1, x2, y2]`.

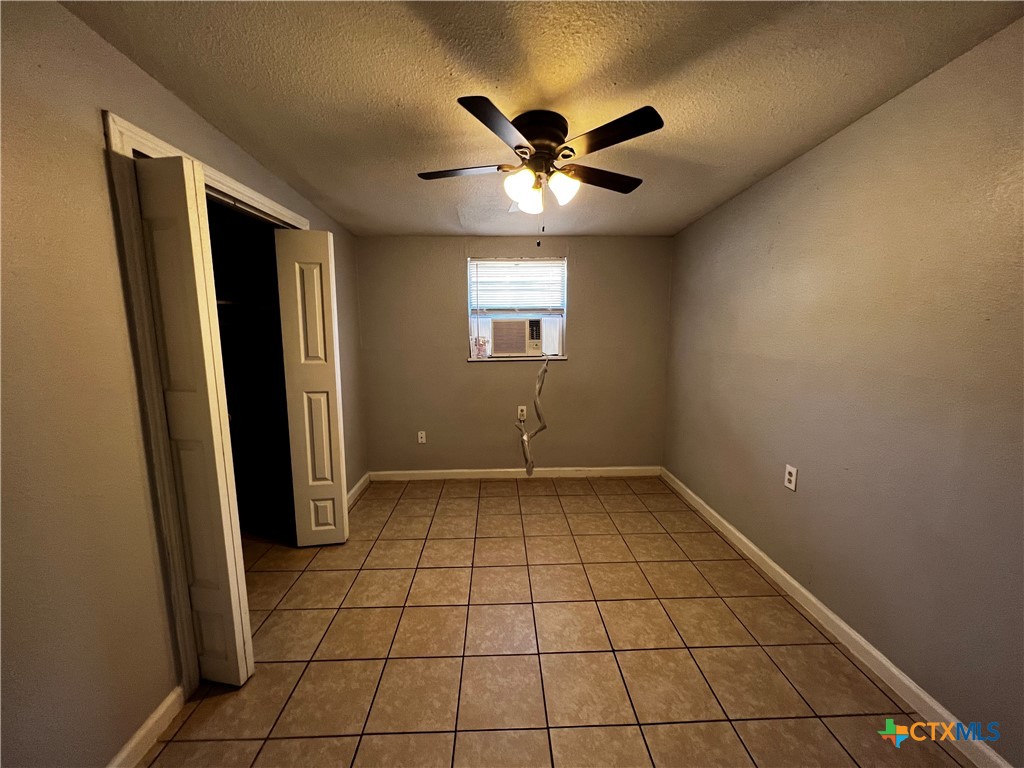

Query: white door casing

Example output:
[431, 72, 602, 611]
[275, 230, 349, 546]
[135, 156, 253, 686]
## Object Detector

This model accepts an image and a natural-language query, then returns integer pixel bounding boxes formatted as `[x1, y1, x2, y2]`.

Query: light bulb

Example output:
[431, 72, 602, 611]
[548, 170, 581, 206]
[518, 185, 544, 215]
[503, 168, 536, 203]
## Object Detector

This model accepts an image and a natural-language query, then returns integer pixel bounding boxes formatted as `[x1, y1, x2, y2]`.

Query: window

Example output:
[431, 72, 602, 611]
[468, 258, 567, 359]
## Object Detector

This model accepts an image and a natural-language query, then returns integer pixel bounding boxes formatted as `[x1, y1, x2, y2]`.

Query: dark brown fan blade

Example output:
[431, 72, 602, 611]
[557, 106, 663, 159]
[561, 164, 643, 194]
[458, 96, 534, 154]
[418, 165, 510, 180]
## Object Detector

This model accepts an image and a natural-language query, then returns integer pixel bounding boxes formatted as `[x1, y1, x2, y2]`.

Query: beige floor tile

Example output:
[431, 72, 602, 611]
[315, 607, 401, 660]
[526, 536, 581, 565]
[623, 534, 686, 561]
[835, 644, 915, 712]
[427, 516, 477, 539]
[479, 496, 521, 515]
[379, 516, 431, 540]
[518, 477, 556, 496]
[458, 655, 547, 730]
[352, 498, 399, 516]
[588, 478, 631, 494]
[365, 657, 462, 732]
[638, 493, 688, 512]
[436, 497, 479, 515]
[584, 563, 655, 600]
[823, 715, 960, 767]
[672, 532, 741, 560]
[477, 514, 524, 538]
[151, 741, 262, 767]
[363, 482, 406, 500]
[519, 496, 563, 514]
[253, 609, 334, 661]
[250, 545, 319, 571]
[475, 537, 528, 566]
[550, 726, 651, 768]
[574, 534, 634, 563]
[342, 570, 414, 607]
[651, 510, 711, 533]
[608, 511, 664, 532]
[442, 479, 481, 498]
[639, 562, 716, 598]
[522, 514, 571, 536]
[390, 605, 467, 657]
[454, 730, 551, 768]
[534, 602, 610, 652]
[466, 604, 537, 654]
[347, 516, 386, 541]
[627, 478, 671, 494]
[696, 560, 778, 596]
[242, 540, 272, 570]
[255, 737, 360, 767]
[691, 647, 812, 719]
[354, 733, 454, 768]
[249, 610, 271, 635]
[308, 540, 373, 570]
[471, 566, 532, 603]
[541, 652, 635, 727]
[407, 567, 472, 605]
[158, 684, 211, 742]
[565, 513, 617, 535]
[598, 600, 683, 650]
[617, 649, 724, 723]
[726, 596, 828, 644]
[767, 645, 898, 715]
[393, 498, 437, 516]
[554, 477, 594, 495]
[643, 723, 753, 768]
[663, 598, 756, 646]
[419, 538, 475, 568]
[529, 564, 594, 602]
[278, 571, 356, 609]
[735, 718, 855, 767]
[480, 479, 517, 497]
[559, 496, 605, 514]
[271, 660, 383, 737]
[402, 479, 444, 499]
[363, 539, 423, 569]
[601, 495, 648, 514]
[245, 571, 300, 609]
[178, 663, 304, 739]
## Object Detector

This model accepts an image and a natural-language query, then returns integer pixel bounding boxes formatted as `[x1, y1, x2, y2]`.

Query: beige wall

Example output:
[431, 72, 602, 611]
[0, 4, 364, 765]
[356, 236, 672, 471]
[665, 20, 1023, 764]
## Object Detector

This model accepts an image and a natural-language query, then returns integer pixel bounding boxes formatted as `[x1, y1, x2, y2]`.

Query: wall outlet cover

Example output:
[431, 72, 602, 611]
[784, 464, 798, 491]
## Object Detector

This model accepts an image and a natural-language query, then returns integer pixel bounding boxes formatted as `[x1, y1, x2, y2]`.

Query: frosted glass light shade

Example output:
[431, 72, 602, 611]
[548, 170, 581, 205]
[503, 168, 536, 203]
[518, 185, 544, 214]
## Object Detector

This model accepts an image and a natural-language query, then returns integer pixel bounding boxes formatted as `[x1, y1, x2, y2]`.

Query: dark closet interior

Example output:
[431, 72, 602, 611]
[207, 197, 295, 545]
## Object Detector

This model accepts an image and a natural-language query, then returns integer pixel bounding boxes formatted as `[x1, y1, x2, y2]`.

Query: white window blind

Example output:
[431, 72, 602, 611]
[468, 259, 567, 311]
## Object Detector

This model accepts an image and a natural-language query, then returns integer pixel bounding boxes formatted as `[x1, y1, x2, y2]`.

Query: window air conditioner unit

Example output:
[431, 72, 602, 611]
[492, 318, 542, 357]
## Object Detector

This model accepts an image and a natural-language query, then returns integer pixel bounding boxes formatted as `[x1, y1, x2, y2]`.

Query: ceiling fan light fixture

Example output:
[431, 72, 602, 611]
[503, 167, 536, 204]
[517, 184, 544, 215]
[548, 170, 581, 206]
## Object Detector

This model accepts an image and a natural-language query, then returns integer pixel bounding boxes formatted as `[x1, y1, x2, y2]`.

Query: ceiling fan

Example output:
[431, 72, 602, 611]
[418, 96, 664, 214]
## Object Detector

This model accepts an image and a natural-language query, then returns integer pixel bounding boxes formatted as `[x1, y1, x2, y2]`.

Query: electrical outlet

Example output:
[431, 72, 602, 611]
[517, 405, 528, 421]
[784, 464, 797, 491]
[417, 431, 426, 444]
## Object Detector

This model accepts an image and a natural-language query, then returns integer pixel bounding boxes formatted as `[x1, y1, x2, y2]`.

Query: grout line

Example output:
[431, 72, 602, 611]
[524, 549, 555, 768]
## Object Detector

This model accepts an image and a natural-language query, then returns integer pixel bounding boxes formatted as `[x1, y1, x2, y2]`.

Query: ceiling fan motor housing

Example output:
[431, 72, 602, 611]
[511, 110, 572, 174]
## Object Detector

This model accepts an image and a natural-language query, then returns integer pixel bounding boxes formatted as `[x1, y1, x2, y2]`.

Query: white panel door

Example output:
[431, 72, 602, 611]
[135, 156, 253, 686]
[275, 230, 349, 546]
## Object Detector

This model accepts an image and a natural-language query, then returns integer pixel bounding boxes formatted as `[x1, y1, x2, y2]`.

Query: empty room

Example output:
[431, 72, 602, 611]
[1, 3, 1021, 767]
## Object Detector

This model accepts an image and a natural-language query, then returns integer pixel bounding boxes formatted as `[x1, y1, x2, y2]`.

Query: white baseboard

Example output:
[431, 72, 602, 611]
[108, 685, 183, 768]
[367, 466, 662, 482]
[348, 472, 370, 506]
[659, 468, 1011, 768]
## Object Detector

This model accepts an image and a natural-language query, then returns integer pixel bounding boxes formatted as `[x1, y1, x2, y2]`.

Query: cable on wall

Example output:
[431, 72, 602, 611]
[514, 357, 550, 476]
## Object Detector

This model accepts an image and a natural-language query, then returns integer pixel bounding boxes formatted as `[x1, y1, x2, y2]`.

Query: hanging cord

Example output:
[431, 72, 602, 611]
[514, 357, 550, 476]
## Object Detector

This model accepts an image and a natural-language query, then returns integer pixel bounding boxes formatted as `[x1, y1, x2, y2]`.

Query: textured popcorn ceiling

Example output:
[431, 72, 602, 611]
[68, 2, 1021, 236]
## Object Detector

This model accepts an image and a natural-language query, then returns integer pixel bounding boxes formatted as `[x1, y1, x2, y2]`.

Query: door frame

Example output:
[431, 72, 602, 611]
[105, 112, 310, 694]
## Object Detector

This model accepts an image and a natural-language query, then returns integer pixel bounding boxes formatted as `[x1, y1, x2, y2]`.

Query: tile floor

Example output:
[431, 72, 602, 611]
[143, 476, 966, 768]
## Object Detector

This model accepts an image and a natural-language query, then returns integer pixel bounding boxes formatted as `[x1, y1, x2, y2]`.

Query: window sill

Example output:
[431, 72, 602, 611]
[466, 356, 568, 363]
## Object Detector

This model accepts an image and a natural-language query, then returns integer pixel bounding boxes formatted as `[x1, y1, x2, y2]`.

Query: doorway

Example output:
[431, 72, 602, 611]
[206, 198, 295, 546]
